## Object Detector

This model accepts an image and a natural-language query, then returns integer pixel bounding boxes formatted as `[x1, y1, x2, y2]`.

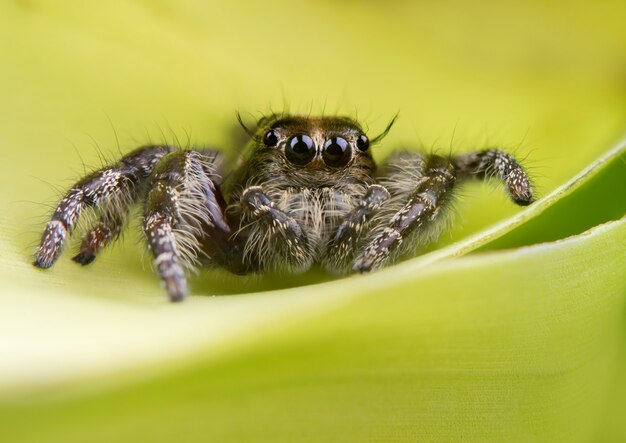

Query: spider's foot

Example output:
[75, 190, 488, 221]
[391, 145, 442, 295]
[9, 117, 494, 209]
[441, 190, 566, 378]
[33, 247, 61, 269]
[512, 193, 535, 206]
[354, 265, 371, 274]
[164, 277, 187, 303]
[32, 256, 54, 269]
[71, 252, 97, 266]
[508, 180, 535, 207]
[33, 221, 68, 269]
[353, 256, 377, 274]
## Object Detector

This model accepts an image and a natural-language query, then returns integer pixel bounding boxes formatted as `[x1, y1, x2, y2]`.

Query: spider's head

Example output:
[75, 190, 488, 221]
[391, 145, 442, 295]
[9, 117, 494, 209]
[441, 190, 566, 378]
[237, 114, 395, 187]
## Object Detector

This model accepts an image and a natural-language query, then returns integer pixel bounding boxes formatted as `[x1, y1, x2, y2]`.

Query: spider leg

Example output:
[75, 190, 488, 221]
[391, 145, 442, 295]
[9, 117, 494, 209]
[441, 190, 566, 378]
[354, 154, 456, 273]
[71, 215, 123, 265]
[452, 148, 534, 205]
[323, 184, 390, 272]
[354, 148, 535, 273]
[238, 186, 309, 272]
[143, 149, 233, 302]
[34, 145, 175, 268]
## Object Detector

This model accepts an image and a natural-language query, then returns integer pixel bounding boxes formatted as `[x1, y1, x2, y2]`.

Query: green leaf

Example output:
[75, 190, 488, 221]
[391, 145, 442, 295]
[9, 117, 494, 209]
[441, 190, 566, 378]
[1, 142, 624, 442]
[1, 2, 626, 442]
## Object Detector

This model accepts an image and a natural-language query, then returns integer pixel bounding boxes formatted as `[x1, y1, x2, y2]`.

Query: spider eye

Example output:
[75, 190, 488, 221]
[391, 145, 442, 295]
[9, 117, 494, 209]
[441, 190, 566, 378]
[285, 134, 316, 165]
[323, 137, 352, 167]
[263, 130, 279, 147]
[356, 135, 369, 151]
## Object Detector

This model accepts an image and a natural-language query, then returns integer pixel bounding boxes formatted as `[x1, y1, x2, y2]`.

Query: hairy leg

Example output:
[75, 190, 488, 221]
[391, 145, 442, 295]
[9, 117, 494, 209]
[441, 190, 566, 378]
[238, 186, 309, 272]
[452, 148, 534, 205]
[143, 149, 232, 302]
[323, 184, 390, 272]
[353, 148, 534, 273]
[354, 153, 456, 273]
[34, 145, 175, 268]
[71, 216, 124, 265]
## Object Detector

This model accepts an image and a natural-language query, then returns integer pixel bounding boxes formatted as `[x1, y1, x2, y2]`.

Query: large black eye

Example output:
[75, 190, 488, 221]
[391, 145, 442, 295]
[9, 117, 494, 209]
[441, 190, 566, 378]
[356, 134, 369, 151]
[285, 134, 316, 165]
[263, 130, 279, 147]
[323, 137, 352, 167]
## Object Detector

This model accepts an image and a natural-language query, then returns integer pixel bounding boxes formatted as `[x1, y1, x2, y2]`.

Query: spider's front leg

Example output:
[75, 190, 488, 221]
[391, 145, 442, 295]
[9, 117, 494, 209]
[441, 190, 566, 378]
[34, 145, 175, 268]
[237, 186, 309, 272]
[452, 148, 535, 205]
[143, 150, 234, 302]
[354, 154, 457, 273]
[354, 149, 534, 273]
[323, 184, 390, 272]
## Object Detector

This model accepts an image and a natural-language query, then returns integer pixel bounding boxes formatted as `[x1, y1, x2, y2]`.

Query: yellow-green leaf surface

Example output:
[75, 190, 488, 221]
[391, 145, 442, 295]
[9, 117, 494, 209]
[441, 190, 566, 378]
[1, 1, 625, 442]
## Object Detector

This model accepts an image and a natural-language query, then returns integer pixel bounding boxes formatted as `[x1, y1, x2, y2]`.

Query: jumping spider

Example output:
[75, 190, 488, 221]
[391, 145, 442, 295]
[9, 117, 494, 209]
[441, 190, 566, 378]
[33, 114, 534, 302]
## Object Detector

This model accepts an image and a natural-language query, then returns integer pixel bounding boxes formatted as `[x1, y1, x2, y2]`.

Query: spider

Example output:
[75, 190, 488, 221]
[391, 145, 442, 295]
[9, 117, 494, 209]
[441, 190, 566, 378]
[33, 114, 534, 302]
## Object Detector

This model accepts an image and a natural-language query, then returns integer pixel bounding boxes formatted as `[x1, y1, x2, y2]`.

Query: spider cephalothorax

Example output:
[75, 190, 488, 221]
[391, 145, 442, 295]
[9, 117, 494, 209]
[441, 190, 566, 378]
[34, 113, 534, 302]
[231, 115, 377, 189]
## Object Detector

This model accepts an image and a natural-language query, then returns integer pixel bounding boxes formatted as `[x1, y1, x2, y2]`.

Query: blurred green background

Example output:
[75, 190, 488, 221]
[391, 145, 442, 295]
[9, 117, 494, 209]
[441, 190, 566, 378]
[0, 0, 625, 442]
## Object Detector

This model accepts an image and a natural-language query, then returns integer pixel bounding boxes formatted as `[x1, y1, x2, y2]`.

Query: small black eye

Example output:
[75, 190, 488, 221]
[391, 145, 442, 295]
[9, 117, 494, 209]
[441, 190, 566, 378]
[356, 135, 369, 151]
[263, 130, 279, 147]
[285, 134, 316, 165]
[323, 137, 352, 167]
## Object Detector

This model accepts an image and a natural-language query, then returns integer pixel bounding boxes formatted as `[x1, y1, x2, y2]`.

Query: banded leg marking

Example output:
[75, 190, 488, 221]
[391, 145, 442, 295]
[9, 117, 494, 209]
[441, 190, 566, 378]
[71, 218, 123, 265]
[33, 145, 174, 268]
[143, 149, 228, 301]
[324, 184, 390, 271]
[144, 211, 187, 302]
[453, 148, 534, 205]
[355, 155, 456, 272]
